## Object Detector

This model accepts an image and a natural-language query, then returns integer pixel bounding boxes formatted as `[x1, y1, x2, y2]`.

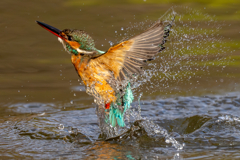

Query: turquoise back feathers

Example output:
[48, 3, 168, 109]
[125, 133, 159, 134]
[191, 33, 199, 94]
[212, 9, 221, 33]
[107, 83, 134, 127]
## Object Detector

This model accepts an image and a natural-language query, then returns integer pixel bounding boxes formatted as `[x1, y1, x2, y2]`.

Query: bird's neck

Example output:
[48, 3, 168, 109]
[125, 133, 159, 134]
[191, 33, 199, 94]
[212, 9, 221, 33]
[58, 37, 105, 56]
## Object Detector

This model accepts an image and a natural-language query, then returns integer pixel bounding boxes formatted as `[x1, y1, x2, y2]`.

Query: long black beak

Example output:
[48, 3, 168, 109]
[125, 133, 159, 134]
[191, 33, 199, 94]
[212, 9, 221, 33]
[36, 21, 63, 39]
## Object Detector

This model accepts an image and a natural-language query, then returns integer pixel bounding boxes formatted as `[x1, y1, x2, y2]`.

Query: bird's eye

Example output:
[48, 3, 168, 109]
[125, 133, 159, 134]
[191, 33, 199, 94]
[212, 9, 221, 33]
[68, 36, 73, 41]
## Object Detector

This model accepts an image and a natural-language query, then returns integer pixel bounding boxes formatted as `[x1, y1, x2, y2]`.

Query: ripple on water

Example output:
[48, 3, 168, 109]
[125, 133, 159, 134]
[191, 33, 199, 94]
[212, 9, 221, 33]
[8, 102, 56, 113]
[1, 93, 240, 159]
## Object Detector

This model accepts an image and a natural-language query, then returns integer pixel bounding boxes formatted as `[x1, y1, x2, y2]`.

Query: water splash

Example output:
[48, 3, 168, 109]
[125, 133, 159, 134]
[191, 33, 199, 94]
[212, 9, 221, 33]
[92, 88, 184, 150]
[127, 93, 184, 150]
[83, 8, 230, 151]
[138, 120, 184, 150]
[114, 7, 230, 96]
[217, 115, 240, 124]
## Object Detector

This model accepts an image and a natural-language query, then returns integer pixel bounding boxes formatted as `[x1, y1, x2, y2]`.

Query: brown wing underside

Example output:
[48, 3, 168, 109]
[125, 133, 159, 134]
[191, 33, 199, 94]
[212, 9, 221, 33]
[94, 20, 172, 82]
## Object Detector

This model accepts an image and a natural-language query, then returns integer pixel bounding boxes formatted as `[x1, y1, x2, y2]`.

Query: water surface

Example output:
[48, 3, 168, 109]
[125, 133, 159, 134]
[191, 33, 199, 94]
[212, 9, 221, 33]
[1, 0, 240, 159]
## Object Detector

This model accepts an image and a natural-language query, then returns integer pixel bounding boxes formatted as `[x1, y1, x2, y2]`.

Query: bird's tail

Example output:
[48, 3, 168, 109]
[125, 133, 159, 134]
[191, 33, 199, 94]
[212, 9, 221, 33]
[105, 83, 134, 127]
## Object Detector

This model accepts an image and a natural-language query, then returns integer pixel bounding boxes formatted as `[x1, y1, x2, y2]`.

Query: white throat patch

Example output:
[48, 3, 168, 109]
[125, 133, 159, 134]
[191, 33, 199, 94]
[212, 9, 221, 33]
[58, 37, 64, 44]
[58, 37, 71, 54]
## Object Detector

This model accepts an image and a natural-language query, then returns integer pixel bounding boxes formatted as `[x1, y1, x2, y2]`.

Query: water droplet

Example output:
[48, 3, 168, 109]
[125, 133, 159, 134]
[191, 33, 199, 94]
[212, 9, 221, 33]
[108, 41, 113, 46]
[165, 139, 170, 143]
[70, 100, 73, 104]
[68, 126, 73, 133]
[121, 27, 124, 31]
[58, 124, 64, 130]
[18, 90, 20, 92]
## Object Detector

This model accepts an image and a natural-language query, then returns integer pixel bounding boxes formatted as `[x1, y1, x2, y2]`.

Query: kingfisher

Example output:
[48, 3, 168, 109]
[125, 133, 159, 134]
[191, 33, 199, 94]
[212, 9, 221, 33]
[36, 18, 173, 128]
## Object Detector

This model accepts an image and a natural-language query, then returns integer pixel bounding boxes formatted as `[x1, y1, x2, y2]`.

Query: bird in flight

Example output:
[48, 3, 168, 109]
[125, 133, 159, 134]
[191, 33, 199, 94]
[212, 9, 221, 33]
[36, 17, 173, 128]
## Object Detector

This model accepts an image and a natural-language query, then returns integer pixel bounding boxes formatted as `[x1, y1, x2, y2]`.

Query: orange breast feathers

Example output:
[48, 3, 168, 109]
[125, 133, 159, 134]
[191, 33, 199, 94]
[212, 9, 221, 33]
[71, 55, 117, 104]
[70, 40, 133, 104]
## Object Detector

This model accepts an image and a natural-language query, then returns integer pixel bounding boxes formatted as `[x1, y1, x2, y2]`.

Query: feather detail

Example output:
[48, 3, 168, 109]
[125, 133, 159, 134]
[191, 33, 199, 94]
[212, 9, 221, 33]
[93, 20, 173, 81]
[107, 83, 134, 127]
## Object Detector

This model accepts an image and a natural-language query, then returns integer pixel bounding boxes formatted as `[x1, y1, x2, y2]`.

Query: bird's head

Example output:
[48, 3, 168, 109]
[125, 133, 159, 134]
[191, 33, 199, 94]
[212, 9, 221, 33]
[36, 21, 104, 55]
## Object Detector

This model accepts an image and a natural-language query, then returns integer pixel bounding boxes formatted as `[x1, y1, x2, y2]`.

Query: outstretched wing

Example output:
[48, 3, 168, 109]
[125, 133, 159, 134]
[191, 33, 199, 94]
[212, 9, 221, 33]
[94, 20, 173, 81]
